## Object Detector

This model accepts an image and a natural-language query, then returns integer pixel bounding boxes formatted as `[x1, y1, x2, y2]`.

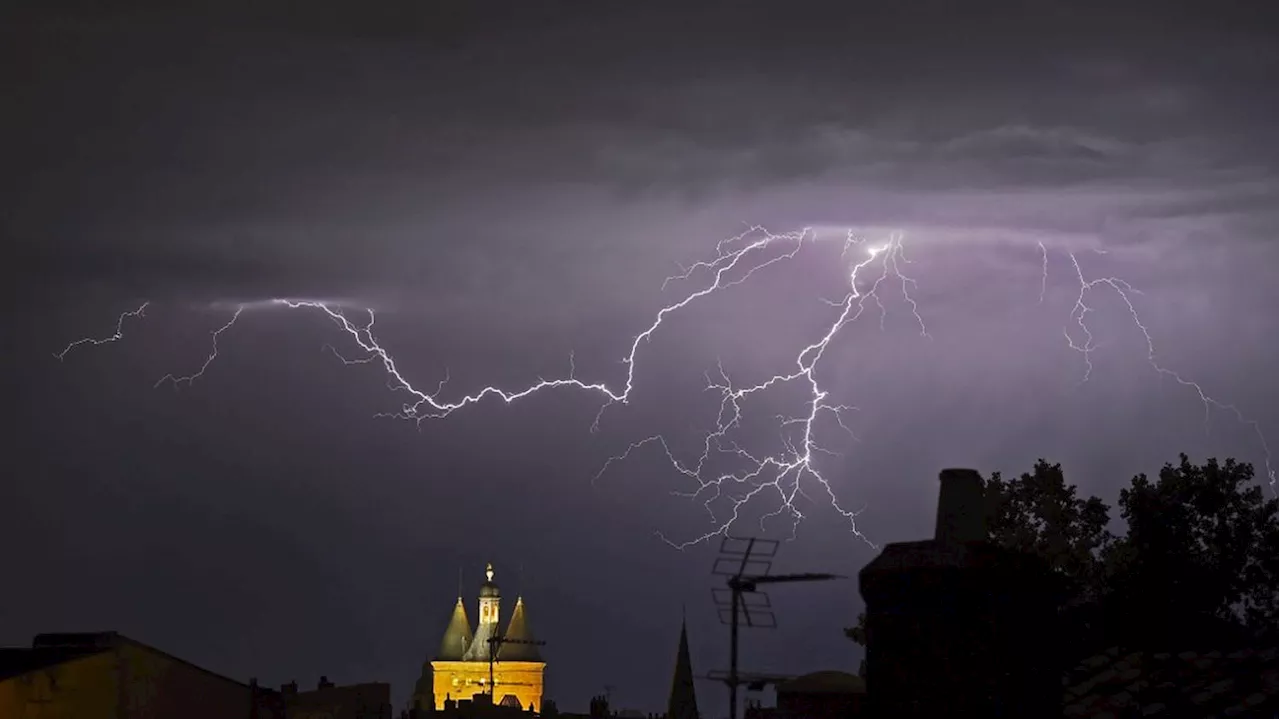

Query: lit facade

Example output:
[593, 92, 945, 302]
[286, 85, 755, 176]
[0, 632, 280, 718]
[414, 564, 545, 713]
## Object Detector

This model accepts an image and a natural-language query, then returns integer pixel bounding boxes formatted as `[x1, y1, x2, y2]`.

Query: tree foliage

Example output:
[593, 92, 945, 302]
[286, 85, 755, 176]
[985, 459, 1113, 601]
[1107, 454, 1277, 642]
[845, 454, 1277, 650]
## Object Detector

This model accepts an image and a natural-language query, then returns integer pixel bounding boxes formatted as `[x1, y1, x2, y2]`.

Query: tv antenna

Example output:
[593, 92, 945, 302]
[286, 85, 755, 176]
[705, 536, 843, 719]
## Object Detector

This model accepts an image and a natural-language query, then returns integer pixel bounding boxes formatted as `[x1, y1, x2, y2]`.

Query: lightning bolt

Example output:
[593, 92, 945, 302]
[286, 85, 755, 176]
[595, 229, 927, 548]
[154, 307, 245, 388]
[280, 227, 926, 549]
[1037, 241, 1049, 304]
[53, 225, 1276, 547]
[54, 302, 149, 360]
[1060, 249, 1276, 491]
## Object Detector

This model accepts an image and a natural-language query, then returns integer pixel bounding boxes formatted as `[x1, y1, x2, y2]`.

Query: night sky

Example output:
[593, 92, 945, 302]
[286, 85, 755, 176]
[3, 0, 1275, 714]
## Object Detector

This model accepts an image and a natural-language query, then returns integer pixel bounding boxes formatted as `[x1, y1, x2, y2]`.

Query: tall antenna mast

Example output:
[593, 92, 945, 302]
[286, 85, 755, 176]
[706, 536, 844, 719]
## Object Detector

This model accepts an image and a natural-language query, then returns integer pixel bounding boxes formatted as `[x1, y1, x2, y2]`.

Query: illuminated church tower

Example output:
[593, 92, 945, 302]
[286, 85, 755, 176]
[415, 563, 545, 712]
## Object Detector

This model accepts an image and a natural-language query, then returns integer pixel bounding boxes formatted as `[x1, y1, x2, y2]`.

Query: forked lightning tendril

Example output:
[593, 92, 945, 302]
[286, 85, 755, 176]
[1061, 250, 1275, 488]
[54, 302, 149, 360]
[155, 308, 245, 388]
[54, 226, 1276, 548]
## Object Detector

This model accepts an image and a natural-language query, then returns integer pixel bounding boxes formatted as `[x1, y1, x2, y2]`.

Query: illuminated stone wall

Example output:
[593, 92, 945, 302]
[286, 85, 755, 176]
[430, 660, 545, 712]
[0, 652, 117, 719]
[0, 639, 269, 718]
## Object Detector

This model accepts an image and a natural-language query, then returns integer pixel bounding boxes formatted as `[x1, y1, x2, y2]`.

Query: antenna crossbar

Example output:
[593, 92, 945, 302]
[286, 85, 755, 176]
[484, 634, 548, 700]
[710, 536, 844, 719]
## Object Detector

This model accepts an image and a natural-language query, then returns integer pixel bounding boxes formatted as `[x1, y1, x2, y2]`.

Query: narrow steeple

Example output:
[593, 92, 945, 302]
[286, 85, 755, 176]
[499, 597, 542, 662]
[667, 619, 699, 719]
[438, 597, 474, 661]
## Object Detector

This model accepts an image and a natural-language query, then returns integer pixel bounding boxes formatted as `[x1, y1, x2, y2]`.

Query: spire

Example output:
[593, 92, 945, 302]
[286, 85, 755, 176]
[438, 597, 474, 660]
[499, 597, 542, 662]
[486, 563, 494, 582]
[667, 619, 699, 719]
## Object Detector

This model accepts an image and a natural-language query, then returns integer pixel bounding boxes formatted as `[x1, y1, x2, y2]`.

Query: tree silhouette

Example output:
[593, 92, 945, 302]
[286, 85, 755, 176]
[846, 455, 1277, 653]
[985, 459, 1113, 600]
[1105, 454, 1277, 646]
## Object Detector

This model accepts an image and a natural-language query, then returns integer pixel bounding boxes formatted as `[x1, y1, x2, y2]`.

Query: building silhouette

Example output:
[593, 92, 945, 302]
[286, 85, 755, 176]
[859, 468, 1062, 718]
[0, 631, 282, 717]
[857, 467, 1278, 717]
[414, 563, 545, 713]
[281, 675, 392, 718]
[744, 671, 866, 719]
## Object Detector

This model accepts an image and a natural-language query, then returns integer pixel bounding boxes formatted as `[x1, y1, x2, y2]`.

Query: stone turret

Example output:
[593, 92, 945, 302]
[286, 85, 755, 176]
[438, 597, 475, 661]
[500, 597, 542, 661]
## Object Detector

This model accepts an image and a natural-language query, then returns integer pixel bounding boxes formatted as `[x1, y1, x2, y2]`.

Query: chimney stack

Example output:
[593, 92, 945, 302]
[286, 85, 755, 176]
[935, 468, 987, 543]
[859, 467, 1060, 718]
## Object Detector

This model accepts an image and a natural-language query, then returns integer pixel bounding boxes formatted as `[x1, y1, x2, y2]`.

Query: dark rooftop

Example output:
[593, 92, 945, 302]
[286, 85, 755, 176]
[1063, 645, 1279, 717]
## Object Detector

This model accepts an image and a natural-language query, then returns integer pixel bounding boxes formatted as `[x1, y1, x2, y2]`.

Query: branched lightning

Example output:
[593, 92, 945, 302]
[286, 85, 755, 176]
[1059, 250, 1276, 490]
[53, 225, 1276, 548]
[54, 302, 149, 360]
[594, 229, 927, 548]
[271, 228, 928, 548]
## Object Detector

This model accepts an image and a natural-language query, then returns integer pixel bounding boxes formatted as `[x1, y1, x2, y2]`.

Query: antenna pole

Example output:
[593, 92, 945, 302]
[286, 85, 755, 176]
[485, 634, 547, 706]
[727, 536, 753, 719]
[729, 587, 740, 719]
[708, 536, 844, 719]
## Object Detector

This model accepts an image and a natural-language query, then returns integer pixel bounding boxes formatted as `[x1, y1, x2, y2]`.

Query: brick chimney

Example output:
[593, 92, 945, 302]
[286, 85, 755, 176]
[858, 468, 1061, 718]
[934, 468, 986, 543]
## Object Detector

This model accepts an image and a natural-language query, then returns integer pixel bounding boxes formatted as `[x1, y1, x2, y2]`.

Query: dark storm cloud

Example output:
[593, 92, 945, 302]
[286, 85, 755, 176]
[4, 0, 1274, 303]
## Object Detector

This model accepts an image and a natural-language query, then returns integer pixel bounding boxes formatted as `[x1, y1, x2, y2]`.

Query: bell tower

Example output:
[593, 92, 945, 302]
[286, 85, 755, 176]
[463, 563, 502, 661]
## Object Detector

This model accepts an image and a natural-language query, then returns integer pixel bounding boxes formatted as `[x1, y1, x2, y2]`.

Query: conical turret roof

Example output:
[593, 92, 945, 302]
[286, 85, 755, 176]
[667, 619, 699, 719]
[437, 597, 474, 661]
[498, 597, 542, 661]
